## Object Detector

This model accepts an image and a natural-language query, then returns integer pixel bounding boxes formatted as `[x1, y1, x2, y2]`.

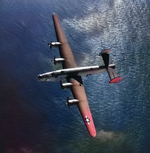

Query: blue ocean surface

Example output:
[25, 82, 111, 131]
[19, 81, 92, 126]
[0, 0, 150, 153]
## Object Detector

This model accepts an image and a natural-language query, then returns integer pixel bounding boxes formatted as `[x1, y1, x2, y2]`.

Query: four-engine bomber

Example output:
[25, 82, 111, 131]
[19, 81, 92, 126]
[38, 13, 121, 137]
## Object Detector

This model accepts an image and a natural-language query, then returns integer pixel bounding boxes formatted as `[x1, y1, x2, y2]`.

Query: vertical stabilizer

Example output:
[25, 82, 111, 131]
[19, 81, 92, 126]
[100, 49, 122, 83]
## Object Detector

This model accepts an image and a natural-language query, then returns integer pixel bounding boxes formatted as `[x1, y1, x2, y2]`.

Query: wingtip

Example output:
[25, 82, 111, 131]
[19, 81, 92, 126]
[52, 13, 57, 17]
[90, 132, 97, 137]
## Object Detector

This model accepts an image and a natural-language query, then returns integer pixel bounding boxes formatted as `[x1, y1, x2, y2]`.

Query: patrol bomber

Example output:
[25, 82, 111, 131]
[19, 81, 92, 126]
[38, 13, 122, 137]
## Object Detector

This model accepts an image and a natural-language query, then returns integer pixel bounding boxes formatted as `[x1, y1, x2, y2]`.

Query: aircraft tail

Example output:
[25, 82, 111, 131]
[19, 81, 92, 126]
[99, 49, 122, 83]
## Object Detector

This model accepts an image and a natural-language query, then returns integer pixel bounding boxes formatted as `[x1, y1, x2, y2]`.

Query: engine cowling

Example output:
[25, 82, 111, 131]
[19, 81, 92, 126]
[61, 82, 73, 89]
[66, 98, 79, 106]
[48, 42, 61, 48]
[54, 57, 65, 65]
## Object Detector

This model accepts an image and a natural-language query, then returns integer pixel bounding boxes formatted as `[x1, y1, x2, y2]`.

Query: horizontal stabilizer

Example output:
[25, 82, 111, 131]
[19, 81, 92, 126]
[100, 49, 122, 83]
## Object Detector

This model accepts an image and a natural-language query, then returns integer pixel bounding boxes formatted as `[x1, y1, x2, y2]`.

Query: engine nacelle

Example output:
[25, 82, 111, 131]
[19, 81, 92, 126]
[54, 57, 65, 65]
[66, 98, 79, 106]
[61, 82, 73, 89]
[48, 42, 61, 48]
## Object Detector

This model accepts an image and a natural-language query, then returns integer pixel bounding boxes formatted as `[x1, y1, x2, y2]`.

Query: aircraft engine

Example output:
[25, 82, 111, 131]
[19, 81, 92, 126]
[54, 57, 65, 65]
[61, 82, 73, 89]
[66, 98, 79, 106]
[48, 42, 61, 49]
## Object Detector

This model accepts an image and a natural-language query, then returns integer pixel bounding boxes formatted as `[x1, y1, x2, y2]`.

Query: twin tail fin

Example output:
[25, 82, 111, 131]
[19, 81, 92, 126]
[100, 49, 122, 83]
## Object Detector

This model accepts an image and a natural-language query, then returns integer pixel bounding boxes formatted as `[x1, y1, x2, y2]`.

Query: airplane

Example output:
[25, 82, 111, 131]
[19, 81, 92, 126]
[37, 13, 122, 137]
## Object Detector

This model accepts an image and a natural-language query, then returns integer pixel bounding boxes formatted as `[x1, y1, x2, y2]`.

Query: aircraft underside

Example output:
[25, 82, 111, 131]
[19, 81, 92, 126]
[37, 13, 121, 137]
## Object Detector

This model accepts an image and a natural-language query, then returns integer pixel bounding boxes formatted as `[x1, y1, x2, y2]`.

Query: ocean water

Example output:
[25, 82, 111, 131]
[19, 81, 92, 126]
[0, 0, 150, 153]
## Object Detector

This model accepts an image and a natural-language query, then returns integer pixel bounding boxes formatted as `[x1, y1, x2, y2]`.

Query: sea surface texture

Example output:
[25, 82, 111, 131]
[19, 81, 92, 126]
[0, 0, 150, 153]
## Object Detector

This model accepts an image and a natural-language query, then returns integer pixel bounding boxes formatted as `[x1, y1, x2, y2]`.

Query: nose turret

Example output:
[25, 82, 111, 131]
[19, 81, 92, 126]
[37, 73, 53, 81]
[37, 74, 44, 81]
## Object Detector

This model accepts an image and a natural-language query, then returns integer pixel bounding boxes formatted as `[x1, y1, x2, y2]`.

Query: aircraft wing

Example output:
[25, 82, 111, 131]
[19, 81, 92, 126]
[69, 76, 96, 137]
[52, 13, 77, 69]
[51, 13, 96, 137]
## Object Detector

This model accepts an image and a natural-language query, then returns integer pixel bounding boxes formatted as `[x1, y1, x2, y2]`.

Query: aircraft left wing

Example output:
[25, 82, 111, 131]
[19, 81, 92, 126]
[68, 76, 96, 137]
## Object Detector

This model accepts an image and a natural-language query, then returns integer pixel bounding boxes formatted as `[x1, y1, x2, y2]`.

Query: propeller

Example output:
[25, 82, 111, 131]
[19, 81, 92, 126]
[48, 42, 52, 50]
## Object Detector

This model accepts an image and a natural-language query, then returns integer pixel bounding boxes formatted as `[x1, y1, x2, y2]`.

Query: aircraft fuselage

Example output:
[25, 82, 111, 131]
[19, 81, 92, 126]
[38, 64, 115, 82]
